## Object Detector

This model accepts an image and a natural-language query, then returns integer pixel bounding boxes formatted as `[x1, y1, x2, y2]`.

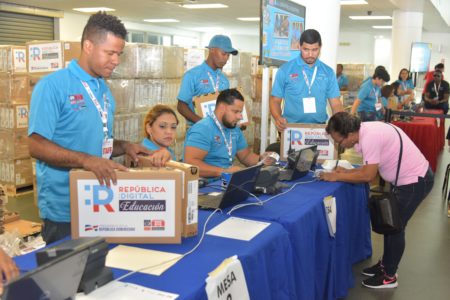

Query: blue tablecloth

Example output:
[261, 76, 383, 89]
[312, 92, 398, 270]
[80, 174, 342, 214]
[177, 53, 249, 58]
[15, 211, 297, 300]
[15, 175, 371, 300]
[204, 174, 372, 299]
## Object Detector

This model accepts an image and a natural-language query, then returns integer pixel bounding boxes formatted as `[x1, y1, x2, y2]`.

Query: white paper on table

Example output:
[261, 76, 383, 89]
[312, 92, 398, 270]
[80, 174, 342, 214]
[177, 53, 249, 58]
[106, 245, 182, 276]
[206, 217, 270, 241]
[321, 159, 354, 171]
[75, 281, 178, 300]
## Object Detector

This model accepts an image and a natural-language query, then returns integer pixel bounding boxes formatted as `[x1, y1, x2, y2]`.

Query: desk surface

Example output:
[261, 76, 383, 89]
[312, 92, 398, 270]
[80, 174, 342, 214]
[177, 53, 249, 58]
[15, 176, 371, 300]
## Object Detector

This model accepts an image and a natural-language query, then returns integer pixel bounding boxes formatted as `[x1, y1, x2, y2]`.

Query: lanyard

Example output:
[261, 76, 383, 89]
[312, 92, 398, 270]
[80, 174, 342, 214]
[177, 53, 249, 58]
[372, 87, 379, 102]
[81, 81, 109, 139]
[401, 81, 407, 91]
[211, 113, 233, 163]
[434, 82, 441, 97]
[301, 66, 317, 95]
[207, 71, 220, 93]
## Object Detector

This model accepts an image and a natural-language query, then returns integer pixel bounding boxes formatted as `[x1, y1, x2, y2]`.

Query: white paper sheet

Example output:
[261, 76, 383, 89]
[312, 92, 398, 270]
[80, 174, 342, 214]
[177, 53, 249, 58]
[106, 245, 182, 276]
[75, 281, 178, 300]
[207, 217, 270, 241]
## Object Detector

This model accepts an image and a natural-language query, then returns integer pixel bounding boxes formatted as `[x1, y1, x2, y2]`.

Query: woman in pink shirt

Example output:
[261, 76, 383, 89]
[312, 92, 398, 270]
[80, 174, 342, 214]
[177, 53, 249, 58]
[320, 112, 434, 289]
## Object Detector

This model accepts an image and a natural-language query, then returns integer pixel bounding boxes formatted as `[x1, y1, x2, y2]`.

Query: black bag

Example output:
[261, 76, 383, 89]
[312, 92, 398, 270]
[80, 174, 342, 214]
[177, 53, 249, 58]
[368, 124, 403, 235]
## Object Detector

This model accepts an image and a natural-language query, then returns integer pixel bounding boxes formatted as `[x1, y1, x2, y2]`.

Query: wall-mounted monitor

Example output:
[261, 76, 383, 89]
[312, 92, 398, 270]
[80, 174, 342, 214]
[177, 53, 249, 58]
[410, 42, 432, 73]
[260, 0, 306, 67]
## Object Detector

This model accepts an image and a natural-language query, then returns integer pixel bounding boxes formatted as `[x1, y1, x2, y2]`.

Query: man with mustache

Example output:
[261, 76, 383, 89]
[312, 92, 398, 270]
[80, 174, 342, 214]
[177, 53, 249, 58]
[184, 89, 275, 178]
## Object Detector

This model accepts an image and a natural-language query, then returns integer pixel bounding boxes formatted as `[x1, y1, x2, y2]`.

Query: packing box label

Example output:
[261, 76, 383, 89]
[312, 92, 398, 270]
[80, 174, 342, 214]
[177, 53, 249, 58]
[70, 169, 182, 244]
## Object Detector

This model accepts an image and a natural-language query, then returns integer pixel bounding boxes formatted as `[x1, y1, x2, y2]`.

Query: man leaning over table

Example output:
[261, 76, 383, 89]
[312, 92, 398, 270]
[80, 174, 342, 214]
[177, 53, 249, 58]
[183, 89, 275, 179]
[28, 12, 171, 244]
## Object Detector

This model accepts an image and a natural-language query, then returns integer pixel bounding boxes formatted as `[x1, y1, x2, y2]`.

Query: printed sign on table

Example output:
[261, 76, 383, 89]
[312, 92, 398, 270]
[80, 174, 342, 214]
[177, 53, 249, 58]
[280, 123, 337, 162]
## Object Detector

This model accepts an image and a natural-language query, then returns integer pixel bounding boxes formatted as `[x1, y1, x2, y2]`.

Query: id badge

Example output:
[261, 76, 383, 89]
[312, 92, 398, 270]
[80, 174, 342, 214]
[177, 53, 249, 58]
[375, 103, 382, 111]
[302, 97, 316, 114]
[102, 138, 113, 159]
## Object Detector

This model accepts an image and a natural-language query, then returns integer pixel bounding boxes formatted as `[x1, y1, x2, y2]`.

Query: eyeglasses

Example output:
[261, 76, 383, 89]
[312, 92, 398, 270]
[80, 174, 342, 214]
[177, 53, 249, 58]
[434, 74, 441, 78]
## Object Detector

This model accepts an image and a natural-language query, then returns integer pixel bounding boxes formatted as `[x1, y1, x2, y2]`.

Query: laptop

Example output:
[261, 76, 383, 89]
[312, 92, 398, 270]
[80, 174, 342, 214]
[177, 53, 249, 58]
[2, 248, 89, 300]
[198, 165, 262, 209]
[279, 145, 319, 181]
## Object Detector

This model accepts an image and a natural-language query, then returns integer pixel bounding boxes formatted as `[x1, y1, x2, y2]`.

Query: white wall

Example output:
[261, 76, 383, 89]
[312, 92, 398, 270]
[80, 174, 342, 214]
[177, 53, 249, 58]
[374, 36, 392, 73]
[337, 31, 375, 64]
[201, 33, 259, 55]
[422, 32, 450, 72]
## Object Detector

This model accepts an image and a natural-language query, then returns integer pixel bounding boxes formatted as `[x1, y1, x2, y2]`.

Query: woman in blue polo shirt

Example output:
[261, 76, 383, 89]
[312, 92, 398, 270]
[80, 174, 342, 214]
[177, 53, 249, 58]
[142, 105, 178, 160]
[396, 68, 415, 106]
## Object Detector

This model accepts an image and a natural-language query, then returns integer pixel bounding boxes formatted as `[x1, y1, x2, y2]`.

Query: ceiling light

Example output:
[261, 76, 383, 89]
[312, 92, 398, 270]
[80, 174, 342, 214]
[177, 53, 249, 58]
[73, 7, 115, 13]
[180, 4, 228, 9]
[340, 0, 368, 5]
[349, 16, 392, 20]
[372, 25, 392, 29]
[144, 19, 179, 23]
[237, 17, 260, 21]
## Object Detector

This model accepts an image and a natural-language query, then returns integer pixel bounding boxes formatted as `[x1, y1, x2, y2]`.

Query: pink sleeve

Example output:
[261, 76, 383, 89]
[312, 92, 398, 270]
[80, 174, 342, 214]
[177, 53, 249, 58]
[360, 133, 382, 165]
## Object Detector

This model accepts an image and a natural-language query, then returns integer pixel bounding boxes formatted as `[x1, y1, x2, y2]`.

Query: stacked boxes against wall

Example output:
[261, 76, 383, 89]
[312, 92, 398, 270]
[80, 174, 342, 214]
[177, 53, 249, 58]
[109, 44, 185, 161]
[250, 56, 272, 154]
[0, 45, 33, 194]
[22, 41, 81, 197]
[340, 64, 374, 108]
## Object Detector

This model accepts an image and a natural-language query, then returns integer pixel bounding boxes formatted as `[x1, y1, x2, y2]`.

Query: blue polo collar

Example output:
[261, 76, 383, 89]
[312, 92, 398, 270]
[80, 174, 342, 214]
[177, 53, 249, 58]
[68, 59, 99, 82]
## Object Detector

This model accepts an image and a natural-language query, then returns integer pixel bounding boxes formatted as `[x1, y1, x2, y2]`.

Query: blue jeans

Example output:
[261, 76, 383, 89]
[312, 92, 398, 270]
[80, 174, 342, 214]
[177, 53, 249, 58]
[382, 168, 434, 276]
[42, 219, 71, 244]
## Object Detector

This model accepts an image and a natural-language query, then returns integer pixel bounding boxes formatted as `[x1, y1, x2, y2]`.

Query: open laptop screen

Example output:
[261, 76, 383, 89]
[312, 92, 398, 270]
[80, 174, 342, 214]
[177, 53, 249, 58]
[3, 248, 89, 300]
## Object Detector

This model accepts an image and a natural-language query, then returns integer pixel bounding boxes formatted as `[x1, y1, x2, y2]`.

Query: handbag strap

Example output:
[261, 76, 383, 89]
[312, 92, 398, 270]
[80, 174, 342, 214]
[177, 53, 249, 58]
[386, 123, 403, 187]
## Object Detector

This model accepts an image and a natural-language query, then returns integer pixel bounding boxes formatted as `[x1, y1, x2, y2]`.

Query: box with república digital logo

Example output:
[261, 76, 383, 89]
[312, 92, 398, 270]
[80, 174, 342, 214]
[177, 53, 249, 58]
[136, 158, 199, 238]
[70, 168, 182, 244]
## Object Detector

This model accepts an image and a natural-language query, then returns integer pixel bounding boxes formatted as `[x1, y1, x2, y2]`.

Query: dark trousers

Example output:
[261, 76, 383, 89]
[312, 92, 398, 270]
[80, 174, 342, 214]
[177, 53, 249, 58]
[382, 168, 434, 276]
[423, 101, 449, 114]
[42, 219, 71, 244]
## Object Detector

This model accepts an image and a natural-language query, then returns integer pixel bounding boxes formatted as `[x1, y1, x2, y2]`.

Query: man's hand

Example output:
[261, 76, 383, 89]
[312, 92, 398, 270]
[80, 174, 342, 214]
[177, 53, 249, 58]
[275, 117, 287, 132]
[123, 143, 152, 163]
[260, 152, 278, 166]
[82, 156, 127, 187]
[0, 248, 19, 291]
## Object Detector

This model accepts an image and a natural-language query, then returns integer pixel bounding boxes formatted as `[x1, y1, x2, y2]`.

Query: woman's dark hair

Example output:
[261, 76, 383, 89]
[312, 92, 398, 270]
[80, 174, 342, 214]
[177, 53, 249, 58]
[300, 29, 322, 46]
[397, 68, 411, 81]
[391, 82, 401, 96]
[216, 88, 244, 105]
[326, 112, 361, 137]
[373, 67, 390, 82]
[381, 84, 394, 98]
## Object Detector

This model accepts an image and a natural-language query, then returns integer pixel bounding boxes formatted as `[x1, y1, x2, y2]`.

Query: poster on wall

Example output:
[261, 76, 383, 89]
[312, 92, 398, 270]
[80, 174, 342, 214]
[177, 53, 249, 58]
[410, 42, 432, 73]
[280, 123, 337, 162]
[260, 0, 306, 67]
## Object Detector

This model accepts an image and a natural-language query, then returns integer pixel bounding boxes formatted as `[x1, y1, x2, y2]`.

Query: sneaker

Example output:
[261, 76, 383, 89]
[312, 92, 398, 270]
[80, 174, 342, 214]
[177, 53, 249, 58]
[362, 273, 398, 289]
[361, 261, 384, 277]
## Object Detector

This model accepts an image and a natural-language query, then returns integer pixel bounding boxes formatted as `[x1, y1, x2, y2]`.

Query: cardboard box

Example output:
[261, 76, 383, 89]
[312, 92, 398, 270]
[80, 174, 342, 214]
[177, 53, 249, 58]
[27, 41, 81, 73]
[0, 158, 33, 186]
[70, 168, 182, 244]
[137, 158, 199, 237]
[0, 74, 29, 104]
[4, 219, 42, 237]
[0, 103, 29, 129]
[0, 45, 27, 74]
[0, 129, 29, 159]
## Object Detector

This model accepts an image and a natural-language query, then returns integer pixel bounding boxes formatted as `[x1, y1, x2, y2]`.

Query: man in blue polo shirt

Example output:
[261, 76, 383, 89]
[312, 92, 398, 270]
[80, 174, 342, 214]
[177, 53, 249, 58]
[270, 29, 343, 132]
[28, 12, 170, 244]
[184, 89, 274, 178]
[350, 67, 390, 121]
[177, 35, 238, 125]
[336, 64, 349, 91]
